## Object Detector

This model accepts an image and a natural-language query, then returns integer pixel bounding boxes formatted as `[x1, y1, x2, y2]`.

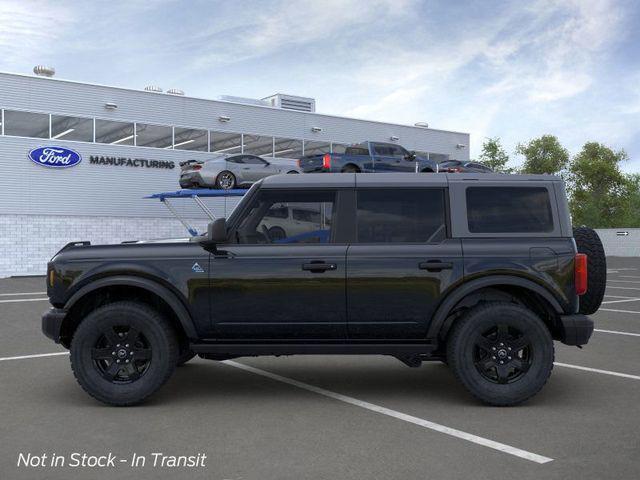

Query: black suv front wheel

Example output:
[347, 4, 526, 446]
[70, 301, 178, 406]
[447, 302, 554, 406]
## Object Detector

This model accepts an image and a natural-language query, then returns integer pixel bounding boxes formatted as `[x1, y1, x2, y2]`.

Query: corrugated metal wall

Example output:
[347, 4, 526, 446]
[0, 72, 469, 219]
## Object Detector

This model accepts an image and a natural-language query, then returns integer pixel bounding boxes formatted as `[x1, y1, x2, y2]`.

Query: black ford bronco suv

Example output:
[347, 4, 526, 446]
[42, 173, 606, 406]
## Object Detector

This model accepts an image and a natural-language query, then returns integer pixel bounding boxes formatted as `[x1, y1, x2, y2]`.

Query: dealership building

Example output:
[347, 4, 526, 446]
[0, 69, 470, 278]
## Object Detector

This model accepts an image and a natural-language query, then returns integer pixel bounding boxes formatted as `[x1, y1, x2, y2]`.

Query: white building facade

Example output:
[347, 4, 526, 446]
[0, 71, 470, 277]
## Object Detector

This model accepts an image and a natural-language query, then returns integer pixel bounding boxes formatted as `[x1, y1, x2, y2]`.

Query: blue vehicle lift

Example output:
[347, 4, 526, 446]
[145, 189, 246, 236]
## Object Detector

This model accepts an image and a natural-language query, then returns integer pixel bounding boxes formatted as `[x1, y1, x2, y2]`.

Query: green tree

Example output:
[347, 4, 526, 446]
[568, 142, 633, 227]
[516, 135, 569, 175]
[478, 137, 513, 173]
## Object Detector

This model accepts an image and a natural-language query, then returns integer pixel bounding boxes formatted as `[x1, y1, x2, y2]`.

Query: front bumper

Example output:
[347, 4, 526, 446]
[42, 308, 67, 344]
[558, 314, 594, 346]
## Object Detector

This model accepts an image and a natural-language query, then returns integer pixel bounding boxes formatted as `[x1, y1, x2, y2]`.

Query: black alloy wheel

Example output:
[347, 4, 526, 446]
[91, 325, 152, 383]
[472, 324, 532, 384]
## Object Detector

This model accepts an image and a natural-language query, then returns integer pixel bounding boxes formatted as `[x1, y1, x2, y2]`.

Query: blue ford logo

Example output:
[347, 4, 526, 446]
[28, 146, 82, 168]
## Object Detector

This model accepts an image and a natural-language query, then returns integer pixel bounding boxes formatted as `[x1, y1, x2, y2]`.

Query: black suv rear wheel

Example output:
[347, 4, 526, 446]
[447, 302, 554, 406]
[70, 301, 178, 406]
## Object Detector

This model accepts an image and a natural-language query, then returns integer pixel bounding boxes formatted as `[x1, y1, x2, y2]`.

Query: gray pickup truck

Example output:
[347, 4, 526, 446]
[42, 173, 605, 407]
[298, 141, 439, 173]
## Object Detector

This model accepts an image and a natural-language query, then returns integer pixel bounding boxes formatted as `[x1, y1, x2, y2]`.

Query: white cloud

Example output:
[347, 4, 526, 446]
[0, 0, 74, 69]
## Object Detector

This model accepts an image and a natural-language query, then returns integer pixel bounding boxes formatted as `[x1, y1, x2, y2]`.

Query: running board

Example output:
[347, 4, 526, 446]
[190, 342, 437, 357]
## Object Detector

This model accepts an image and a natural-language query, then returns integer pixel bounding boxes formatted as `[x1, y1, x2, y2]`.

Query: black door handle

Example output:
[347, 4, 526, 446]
[419, 261, 453, 272]
[302, 262, 337, 273]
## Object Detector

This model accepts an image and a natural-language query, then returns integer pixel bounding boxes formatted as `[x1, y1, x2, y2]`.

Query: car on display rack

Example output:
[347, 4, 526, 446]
[298, 141, 439, 173]
[439, 159, 494, 173]
[179, 154, 300, 190]
[42, 173, 606, 407]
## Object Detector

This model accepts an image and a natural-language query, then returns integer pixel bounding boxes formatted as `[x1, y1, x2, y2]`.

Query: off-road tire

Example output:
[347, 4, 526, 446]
[70, 301, 178, 406]
[447, 302, 554, 406]
[573, 227, 607, 315]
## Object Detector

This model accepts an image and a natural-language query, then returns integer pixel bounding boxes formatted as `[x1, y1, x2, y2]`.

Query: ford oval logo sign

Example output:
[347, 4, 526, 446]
[28, 146, 82, 168]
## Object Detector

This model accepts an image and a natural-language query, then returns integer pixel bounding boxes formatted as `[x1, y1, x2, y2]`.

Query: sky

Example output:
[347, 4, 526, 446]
[1, 0, 639, 170]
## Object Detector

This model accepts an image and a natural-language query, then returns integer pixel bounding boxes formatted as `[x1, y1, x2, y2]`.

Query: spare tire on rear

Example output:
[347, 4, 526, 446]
[573, 227, 606, 315]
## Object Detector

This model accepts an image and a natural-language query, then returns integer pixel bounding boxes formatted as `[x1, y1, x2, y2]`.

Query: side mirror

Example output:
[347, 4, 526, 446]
[207, 218, 227, 243]
[404, 151, 416, 161]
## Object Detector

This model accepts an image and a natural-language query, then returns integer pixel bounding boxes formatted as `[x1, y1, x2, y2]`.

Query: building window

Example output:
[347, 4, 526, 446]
[3, 110, 49, 138]
[303, 140, 331, 156]
[273, 137, 303, 158]
[51, 115, 93, 142]
[135, 123, 172, 148]
[173, 127, 208, 151]
[243, 134, 274, 156]
[211, 131, 242, 154]
[95, 119, 135, 145]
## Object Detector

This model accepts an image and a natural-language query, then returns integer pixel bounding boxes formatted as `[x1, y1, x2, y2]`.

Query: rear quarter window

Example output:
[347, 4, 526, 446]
[466, 187, 554, 233]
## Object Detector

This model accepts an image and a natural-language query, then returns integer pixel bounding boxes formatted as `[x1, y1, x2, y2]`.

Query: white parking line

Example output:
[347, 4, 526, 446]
[594, 328, 640, 337]
[605, 285, 640, 291]
[608, 279, 640, 285]
[554, 362, 640, 381]
[0, 297, 49, 304]
[599, 308, 640, 314]
[222, 360, 554, 464]
[602, 297, 640, 305]
[0, 352, 69, 362]
[0, 292, 47, 296]
[604, 295, 639, 299]
[617, 275, 640, 279]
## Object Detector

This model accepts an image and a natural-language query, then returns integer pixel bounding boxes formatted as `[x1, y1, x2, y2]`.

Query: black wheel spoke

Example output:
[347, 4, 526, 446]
[510, 335, 530, 352]
[496, 364, 510, 384]
[102, 327, 121, 347]
[91, 347, 113, 360]
[125, 327, 140, 345]
[102, 361, 122, 381]
[133, 348, 151, 361]
[511, 358, 530, 373]
[476, 336, 494, 352]
[496, 324, 510, 342]
[125, 363, 140, 381]
[475, 357, 496, 371]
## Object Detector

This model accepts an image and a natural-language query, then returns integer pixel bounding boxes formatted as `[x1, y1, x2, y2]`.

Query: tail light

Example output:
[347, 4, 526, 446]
[444, 167, 462, 173]
[575, 253, 588, 295]
[297, 159, 301, 168]
[322, 153, 331, 169]
[192, 164, 202, 170]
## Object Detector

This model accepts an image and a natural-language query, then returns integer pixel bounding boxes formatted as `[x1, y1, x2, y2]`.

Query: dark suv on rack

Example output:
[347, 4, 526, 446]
[42, 173, 605, 406]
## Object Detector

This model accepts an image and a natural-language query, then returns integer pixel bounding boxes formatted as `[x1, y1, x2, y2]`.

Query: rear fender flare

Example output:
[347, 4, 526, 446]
[427, 275, 564, 340]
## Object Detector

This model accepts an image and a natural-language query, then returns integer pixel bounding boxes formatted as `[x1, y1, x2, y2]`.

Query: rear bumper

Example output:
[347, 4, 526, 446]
[42, 308, 67, 343]
[558, 314, 594, 346]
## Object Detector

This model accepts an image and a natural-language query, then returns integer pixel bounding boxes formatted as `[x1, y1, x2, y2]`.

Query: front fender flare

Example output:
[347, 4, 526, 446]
[64, 275, 198, 339]
[427, 275, 565, 340]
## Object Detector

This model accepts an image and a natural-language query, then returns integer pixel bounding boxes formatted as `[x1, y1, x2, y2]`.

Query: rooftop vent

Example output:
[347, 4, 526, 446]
[167, 88, 185, 96]
[33, 65, 55, 77]
[262, 94, 316, 112]
[144, 85, 163, 93]
[219, 95, 270, 107]
[414, 122, 429, 128]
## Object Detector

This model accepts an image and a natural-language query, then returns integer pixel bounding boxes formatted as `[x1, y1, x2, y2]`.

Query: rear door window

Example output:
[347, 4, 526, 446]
[355, 189, 446, 243]
[466, 187, 553, 233]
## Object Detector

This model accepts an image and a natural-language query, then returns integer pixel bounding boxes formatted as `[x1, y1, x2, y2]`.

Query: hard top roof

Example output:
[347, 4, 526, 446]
[259, 172, 562, 188]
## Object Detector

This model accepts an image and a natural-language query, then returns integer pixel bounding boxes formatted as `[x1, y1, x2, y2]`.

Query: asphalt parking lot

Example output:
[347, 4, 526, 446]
[1, 257, 640, 480]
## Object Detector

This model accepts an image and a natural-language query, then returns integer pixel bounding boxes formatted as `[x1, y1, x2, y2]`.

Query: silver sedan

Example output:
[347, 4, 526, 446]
[179, 154, 300, 190]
